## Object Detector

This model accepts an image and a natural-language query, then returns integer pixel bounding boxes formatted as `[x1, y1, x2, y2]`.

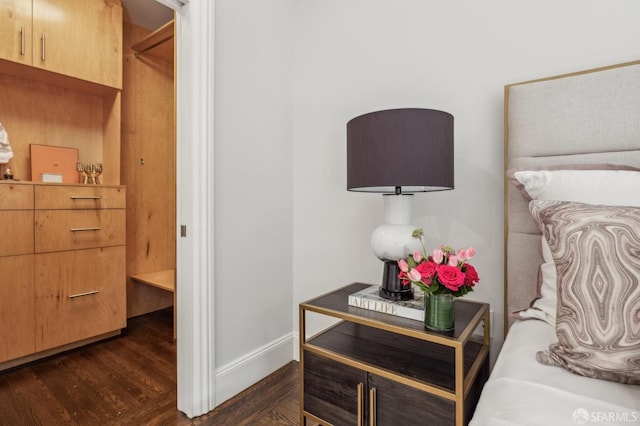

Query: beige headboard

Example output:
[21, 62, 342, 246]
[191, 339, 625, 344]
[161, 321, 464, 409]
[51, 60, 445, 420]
[504, 60, 640, 336]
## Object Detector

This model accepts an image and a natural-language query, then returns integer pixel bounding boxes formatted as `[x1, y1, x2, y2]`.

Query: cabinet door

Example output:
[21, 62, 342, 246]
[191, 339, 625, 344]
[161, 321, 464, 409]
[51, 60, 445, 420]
[32, 0, 122, 88]
[35, 246, 126, 351]
[369, 373, 455, 426]
[0, 0, 32, 65]
[0, 255, 35, 363]
[303, 351, 367, 425]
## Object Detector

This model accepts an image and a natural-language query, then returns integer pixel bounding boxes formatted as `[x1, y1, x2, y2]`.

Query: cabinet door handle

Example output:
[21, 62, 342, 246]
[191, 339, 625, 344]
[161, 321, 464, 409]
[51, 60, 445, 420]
[369, 387, 377, 426]
[70, 195, 102, 200]
[70, 227, 101, 232]
[357, 382, 364, 426]
[41, 32, 46, 61]
[69, 290, 99, 299]
[20, 27, 25, 55]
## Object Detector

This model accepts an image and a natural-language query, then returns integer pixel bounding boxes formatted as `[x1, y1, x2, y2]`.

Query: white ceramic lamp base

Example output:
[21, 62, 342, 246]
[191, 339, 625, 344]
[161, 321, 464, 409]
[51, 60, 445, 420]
[371, 194, 421, 300]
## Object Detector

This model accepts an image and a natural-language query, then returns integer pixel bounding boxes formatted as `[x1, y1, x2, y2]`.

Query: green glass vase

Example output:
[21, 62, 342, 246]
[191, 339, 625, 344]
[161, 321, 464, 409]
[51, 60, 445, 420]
[424, 293, 455, 332]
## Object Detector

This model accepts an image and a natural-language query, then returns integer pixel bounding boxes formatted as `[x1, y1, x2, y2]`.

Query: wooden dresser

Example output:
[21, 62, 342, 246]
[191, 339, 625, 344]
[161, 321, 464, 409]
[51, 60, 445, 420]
[0, 182, 126, 368]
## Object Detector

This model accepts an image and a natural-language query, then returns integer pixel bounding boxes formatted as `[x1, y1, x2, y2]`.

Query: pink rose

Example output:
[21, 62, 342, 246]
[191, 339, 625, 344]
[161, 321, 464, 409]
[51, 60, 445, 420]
[412, 250, 423, 263]
[432, 249, 444, 264]
[398, 259, 409, 273]
[415, 261, 437, 284]
[448, 255, 458, 267]
[436, 264, 465, 291]
[463, 263, 480, 286]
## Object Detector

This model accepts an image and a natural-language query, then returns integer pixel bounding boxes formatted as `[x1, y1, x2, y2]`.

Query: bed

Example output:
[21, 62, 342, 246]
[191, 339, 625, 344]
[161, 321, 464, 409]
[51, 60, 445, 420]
[470, 61, 640, 425]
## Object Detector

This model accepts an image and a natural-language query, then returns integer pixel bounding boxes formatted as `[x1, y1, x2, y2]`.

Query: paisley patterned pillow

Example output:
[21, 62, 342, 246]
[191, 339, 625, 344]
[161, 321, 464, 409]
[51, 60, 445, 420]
[529, 200, 640, 384]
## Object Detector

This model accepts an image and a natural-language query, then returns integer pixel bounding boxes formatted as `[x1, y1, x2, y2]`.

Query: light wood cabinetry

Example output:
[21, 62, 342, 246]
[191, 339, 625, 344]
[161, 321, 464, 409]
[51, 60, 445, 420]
[0, 0, 32, 65]
[0, 0, 122, 89]
[0, 183, 35, 363]
[0, 182, 126, 369]
[0, 0, 122, 185]
[0, 0, 125, 370]
[35, 246, 125, 351]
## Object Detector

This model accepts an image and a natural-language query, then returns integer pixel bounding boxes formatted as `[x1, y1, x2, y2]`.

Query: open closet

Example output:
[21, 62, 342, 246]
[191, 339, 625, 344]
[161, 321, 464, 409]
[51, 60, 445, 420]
[121, 7, 176, 334]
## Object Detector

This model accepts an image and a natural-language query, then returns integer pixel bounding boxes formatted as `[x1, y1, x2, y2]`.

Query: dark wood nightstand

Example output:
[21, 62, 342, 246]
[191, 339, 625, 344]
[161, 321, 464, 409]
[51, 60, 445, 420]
[299, 282, 490, 426]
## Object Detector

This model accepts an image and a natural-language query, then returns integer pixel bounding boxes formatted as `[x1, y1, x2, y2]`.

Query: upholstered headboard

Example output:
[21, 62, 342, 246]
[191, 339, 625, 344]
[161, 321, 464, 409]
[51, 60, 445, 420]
[504, 60, 640, 335]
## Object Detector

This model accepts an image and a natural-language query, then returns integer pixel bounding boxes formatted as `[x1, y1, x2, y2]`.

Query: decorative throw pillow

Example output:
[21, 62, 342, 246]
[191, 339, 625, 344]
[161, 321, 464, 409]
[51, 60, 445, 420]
[508, 166, 640, 325]
[529, 200, 640, 384]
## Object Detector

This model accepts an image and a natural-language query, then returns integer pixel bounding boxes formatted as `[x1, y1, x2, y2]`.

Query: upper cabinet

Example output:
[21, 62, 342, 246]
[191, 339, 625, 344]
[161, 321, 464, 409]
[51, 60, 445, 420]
[0, 0, 32, 66]
[0, 0, 122, 89]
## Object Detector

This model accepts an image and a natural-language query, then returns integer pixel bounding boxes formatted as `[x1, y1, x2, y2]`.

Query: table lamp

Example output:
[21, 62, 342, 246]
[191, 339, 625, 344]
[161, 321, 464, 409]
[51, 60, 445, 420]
[347, 108, 454, 300]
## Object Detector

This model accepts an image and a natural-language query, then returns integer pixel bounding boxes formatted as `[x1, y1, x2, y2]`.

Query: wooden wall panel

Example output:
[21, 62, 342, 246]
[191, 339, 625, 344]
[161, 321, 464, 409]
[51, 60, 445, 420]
[121, 21, 175, 317]
[0, 74, 104, 182]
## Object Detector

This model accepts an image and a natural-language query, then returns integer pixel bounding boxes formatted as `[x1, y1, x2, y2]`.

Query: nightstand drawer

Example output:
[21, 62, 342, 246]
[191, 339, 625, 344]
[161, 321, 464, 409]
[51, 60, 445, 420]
[35, 246, 126, 351]
[35, 185, 125, 210]
[35, 209, 125, 253]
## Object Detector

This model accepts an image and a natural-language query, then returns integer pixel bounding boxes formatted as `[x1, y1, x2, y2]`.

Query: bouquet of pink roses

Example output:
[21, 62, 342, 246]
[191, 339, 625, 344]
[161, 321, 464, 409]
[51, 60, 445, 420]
[397, 229, 480, 297]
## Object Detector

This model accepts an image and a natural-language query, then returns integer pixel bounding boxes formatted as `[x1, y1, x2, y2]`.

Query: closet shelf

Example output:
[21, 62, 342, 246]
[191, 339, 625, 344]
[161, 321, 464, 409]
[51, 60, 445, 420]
[130, 269, 175, 293]
[131, 19, 174, 60]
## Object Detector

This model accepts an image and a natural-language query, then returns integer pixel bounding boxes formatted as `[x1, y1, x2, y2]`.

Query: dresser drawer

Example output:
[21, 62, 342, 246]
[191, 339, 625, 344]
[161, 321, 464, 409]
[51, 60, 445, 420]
[0, 255, 35, 363]
[0, 183, 33, 210]
[35, 209, 125, 253]
[35, 185, 125, 210]
[0, 211, 34, 256]
[35, 246, 126, 351]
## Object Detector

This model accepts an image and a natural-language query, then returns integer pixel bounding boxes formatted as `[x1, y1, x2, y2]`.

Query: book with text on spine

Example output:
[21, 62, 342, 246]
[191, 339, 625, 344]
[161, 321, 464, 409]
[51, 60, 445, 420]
[348, 285, 424, 321]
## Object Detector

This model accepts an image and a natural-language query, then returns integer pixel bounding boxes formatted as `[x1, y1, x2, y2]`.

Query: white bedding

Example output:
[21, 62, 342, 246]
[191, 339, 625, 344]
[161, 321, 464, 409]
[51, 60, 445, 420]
[470, 320, 640, 426]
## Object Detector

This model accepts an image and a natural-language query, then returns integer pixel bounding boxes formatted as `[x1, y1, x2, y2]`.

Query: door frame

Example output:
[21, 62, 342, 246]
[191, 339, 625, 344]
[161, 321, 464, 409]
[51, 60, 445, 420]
[158, 0, 217, 418]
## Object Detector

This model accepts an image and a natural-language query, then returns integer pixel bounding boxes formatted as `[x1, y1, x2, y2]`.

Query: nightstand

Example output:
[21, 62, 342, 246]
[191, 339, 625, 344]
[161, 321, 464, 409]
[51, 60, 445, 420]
[299, 282, 490, 426]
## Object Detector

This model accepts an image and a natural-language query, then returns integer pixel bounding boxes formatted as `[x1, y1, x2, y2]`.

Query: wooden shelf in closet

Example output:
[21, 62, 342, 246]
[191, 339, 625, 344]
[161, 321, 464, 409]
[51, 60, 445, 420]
[130, 269, 175, 293]
[130, 269, 176, 340]
[131, 19, 174, 63]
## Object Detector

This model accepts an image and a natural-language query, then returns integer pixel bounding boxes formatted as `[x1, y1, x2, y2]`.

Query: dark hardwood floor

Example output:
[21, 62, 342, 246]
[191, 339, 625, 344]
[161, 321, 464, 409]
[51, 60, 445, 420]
[0, 308, 301, 426]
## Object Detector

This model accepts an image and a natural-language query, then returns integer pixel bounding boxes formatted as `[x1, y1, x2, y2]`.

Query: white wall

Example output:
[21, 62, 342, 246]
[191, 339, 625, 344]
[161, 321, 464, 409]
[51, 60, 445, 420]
[213, 0, 294, 404]
[211, 0, 640, 407]
[291, 0, 640, 359]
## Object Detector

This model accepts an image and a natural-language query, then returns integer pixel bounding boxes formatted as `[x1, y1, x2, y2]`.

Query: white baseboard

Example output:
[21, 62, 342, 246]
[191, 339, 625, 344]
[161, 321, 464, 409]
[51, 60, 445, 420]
[214, 332, 295, 406]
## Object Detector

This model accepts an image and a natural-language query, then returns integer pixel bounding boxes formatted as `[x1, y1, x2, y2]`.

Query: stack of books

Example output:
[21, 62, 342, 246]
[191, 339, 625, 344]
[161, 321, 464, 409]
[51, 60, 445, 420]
[348, 285, 424, 321]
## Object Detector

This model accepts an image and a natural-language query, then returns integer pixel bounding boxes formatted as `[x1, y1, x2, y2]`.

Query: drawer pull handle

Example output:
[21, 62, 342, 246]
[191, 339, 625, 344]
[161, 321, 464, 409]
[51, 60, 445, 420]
[369, 387, 377, 426]
[357, 383, 364, 426]
[69, 290, 99, 299]
[70, 227, 101, 232]
[70, 195, 102, 200]
[20, 27, 25, 55]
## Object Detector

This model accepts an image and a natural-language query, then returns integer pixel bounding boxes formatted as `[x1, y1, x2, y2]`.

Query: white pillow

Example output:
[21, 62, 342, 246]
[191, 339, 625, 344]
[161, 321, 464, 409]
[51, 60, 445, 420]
[513, 169, 640, 205]
[511, 168, 640, 325]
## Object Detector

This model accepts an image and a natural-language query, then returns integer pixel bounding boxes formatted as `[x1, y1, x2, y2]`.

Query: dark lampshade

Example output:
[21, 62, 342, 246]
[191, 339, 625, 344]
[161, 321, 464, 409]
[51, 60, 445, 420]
[347, 108, 454, 194]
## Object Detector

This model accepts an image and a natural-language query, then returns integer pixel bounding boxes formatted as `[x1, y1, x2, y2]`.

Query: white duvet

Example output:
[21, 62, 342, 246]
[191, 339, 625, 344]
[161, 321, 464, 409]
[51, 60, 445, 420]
[470, 320, 640, 426]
